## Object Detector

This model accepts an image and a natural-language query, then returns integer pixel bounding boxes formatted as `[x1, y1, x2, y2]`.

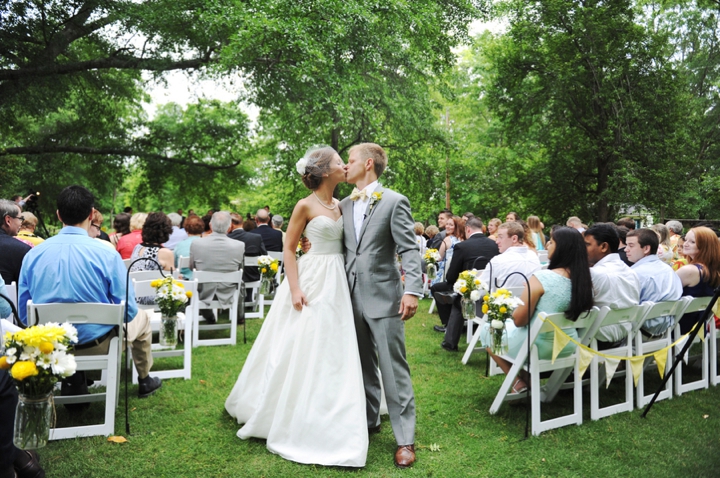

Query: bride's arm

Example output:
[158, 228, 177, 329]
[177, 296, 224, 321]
[284, 200, 310, 310]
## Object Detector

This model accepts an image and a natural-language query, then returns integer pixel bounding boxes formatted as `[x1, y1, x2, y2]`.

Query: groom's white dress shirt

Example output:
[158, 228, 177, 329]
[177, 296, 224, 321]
[352, 180, 378, 243]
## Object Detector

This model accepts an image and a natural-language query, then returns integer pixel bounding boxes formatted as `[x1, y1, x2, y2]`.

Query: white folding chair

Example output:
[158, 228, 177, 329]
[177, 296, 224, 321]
[489, 308, 600, 436]
[709, 302, 720, 386]
[130, 278, 198, 383]
[589, 305, 644, 421]
[177, 256, 190, 271]
[192, 270, 243, 347]
[123, 259, 133, 270]
[5, 281, 17, 322]
[632, 300, 681, 407]
[263, 251, 284, 306]
[674, 296, 712, 396]
[243, 256, 266, 320]
[128, 270, 165, 282]
[537, 250, 548, 264]
[27, 301, 125, 440]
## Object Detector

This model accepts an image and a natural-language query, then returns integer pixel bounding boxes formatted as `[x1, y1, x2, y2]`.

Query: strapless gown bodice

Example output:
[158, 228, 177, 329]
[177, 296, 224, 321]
[302, 215, 344, 255]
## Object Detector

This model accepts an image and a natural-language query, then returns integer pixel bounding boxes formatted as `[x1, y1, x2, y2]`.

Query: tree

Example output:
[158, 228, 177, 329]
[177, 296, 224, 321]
[484, 0, 688, 223]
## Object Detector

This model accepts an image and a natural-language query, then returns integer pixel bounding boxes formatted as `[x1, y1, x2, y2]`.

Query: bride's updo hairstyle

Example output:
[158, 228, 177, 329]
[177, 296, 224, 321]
[296, 146, 337, 190]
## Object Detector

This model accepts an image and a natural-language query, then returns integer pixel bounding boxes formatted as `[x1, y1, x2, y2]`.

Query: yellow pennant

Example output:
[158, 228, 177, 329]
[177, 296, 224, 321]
[653, 349, 668, 380]
[629, 356, 646, 387]
[552, 327, 571, 364]
[698, 323, 705, 342]
[578, 347, 594, 379]
[604, 358, 621, 389]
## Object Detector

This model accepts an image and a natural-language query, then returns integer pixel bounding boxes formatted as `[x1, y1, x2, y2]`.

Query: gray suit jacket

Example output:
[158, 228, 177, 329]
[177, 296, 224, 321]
[341, 185, 423, 319]
[190, 232, 244, 308]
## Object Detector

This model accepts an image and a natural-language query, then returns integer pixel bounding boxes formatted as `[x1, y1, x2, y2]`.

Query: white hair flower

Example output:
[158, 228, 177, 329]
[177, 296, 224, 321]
[296, 157, 308, 175]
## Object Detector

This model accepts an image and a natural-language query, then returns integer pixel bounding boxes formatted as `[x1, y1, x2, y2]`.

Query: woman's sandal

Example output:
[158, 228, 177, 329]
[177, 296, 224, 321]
[510, 380, 529, 395]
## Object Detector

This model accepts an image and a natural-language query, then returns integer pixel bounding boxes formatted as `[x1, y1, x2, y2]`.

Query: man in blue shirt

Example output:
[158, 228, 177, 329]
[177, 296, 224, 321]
[626, 228, 683, 336]
[18, 185, 161, 398]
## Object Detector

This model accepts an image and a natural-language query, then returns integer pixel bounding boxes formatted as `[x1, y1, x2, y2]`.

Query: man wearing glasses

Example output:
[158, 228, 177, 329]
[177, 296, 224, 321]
[0, 199, 31, 285]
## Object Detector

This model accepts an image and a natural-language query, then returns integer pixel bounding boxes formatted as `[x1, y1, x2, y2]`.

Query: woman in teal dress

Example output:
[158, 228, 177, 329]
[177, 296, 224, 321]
[482, 227, 594, 394]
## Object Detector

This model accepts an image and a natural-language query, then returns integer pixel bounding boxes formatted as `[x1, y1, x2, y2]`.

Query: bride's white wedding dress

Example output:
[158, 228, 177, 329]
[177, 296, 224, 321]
[225, 215, 368, 467]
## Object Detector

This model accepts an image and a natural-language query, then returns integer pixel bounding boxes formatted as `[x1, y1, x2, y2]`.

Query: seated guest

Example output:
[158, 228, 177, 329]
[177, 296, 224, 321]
[271, 214, 286, 243]
[516, 219, 537, 254]
[90, 209, 115, 250]
[676, 226, 720, 334]
[672, 234, 689, 271]
[116, 212, 147, 259]
[616, 217, 636, 230]
[191, 211, 245, 324]
[651, 223, 674, 264]
[665, 220, 684, 260]
[228, 212, 266, 300]
[433, 218, 499, 351]
[109, 212, 131, 248]
[18, 186, 161, 399]
[478, 221, 541, 292]
[17, 212, 44, 247]
[164, 212, 188, 250]
[427, 209, 452, 249]
[487, 218, 501, 241]
[250, 208, 283, 252]
[482, 227, 594, 393]
[414, 222, 427, 265]
[431, 215, 465, 286]
[625, 228, 683, 336]
[584, 223, 640, 344]
[174, 215, 205, 279]
[0, 199, 31, 285]
[527, 215, 546, 251]
[243, 219, 256, 232]
[505, 211, 519, 222]
[129, 212, 175, 304]
[425, 225, 439, 245]
[201, 213, 212, 234]
[616, 225, 632, 266]
[566, 216, 586, 233]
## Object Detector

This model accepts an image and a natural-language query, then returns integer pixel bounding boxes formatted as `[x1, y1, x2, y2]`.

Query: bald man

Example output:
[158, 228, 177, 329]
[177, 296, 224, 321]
[250, 208, 283, 252]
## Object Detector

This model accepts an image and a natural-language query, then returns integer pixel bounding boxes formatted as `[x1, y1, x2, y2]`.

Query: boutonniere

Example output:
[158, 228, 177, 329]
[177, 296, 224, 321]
[363, 191, 382, 220]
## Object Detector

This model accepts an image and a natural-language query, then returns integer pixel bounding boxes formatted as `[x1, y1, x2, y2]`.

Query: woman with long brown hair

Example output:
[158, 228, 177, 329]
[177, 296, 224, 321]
[676, 226, 720, 334]
[432, 216, 466, 286]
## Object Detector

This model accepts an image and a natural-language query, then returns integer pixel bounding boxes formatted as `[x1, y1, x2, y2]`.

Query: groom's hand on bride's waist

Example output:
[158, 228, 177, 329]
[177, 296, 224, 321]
[399, 294, 419, 321]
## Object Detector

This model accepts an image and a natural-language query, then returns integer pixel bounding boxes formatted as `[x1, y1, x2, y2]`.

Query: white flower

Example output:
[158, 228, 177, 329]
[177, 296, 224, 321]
[51, 352, 77, 378]
[491, 319, 505, 330]
[295, 157, 308, 175]
[37, 354, 53, 369]
[61, 323, 79, 343]
[5, 349, 17, 364]
[453, 279, 467, 294]
[470, 290, 481, 302]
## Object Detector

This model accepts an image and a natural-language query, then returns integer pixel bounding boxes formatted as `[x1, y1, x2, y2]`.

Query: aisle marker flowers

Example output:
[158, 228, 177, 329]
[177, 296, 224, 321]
[482, 288, 524, 355]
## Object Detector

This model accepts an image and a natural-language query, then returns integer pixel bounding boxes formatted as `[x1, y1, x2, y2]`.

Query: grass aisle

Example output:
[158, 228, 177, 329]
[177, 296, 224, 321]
[43, 298, 720, 477]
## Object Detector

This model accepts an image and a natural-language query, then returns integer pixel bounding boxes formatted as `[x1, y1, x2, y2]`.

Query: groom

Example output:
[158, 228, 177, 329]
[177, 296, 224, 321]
[341, 143, 423, 468]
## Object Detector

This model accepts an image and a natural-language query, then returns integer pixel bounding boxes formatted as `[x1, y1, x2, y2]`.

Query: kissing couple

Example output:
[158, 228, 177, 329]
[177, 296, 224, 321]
[225, 143, 424, 468]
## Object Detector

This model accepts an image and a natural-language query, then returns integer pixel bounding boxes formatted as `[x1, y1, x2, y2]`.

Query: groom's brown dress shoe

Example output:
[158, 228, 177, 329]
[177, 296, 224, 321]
[394, 444, 415, 468]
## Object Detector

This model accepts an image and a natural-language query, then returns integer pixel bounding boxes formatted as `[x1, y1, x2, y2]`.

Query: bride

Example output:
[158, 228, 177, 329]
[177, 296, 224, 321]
[225, 146, 368, 467]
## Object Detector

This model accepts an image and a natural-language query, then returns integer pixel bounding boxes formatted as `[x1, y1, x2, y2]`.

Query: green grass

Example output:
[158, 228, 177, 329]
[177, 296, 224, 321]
[41, 298, 720, 477]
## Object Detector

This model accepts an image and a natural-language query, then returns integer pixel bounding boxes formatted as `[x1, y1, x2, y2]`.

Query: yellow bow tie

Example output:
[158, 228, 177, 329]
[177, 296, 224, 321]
[350, 188, 368, 201]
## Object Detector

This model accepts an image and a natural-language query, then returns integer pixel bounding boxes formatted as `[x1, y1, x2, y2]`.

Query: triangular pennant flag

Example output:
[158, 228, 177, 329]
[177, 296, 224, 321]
[698, 323, 705, 342]
[629, 356, 645, 387]
[552, 326, 571, 364]
[654, 349, 668, 380]
[578, 347, 594, 379]
[604, 358, 621, 389]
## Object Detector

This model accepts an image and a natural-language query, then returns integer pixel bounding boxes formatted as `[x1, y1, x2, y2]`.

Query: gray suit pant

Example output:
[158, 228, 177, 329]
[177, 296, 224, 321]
[351, 288, 416, 446]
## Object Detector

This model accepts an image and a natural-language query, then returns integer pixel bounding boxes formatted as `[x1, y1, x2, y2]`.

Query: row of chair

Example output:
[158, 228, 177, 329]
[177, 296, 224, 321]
[472, 296, 715, 435]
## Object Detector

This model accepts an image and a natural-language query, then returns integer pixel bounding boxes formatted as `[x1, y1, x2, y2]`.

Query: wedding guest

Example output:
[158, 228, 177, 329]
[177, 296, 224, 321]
[164, 212, 188, 250]
[487, 218, 502, 240]
[527, 215, 546, 251]
[506, 211, 519, 222]
[516, 219, 537, 254]
[666, 220, 684, 260]
[109, 213, 131, 248]
[651, 223, 674, 264]
[672, 235, 689, 271]
[16, 212, 44, 247]
[431, 215, 465, 286]
[201, 213, 212, 233]
[0, 199, 31, 285]
[478, 221, 541, 293]
[676, 226, 720, 334]
[427, 209, 453, 249]
[90, 210, 114, 249]
[434, 218, 499, 350]
[228, 212, 266, 299]
[584, 223, 640, 345]
[617, 217, 636, 230]
[414, 222, 427, 260]
[251, 209, 283, 252]
[116, 212, 147, 259]
[425, 225, 439, 245]
[625, 228, 682, 336]
[129, 212, 174, 305]
[566, 216, 586, 233]
[616, 225, 633, 266]
[271, 214, 286, 243]
[482, 227, 594, 393]
[243, 219, 256, 232]
[174, 215, 205, 279]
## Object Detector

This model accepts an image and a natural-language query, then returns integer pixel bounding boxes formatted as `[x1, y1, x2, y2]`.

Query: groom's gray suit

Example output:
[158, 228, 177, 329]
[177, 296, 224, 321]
[341, 184, 423, 446]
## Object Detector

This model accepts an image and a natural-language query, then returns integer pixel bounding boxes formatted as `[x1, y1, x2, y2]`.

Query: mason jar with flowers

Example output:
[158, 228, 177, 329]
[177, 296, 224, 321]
[1, 322, 78, 449]
[481, 289, 523, 355]
[453, 270, 484, 319]
[258, 255, 280, 295]
[423, 248, 441, 280]
[152, 276, 192, 347]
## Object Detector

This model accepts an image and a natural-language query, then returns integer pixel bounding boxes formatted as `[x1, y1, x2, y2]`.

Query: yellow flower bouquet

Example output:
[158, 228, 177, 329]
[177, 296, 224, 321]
[2, 322, 78, 448]
[453, 270, 485, 319]
[258, 255, 280, 295]
[482, 289, 524, 355]
[152, 276, 192, 347]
